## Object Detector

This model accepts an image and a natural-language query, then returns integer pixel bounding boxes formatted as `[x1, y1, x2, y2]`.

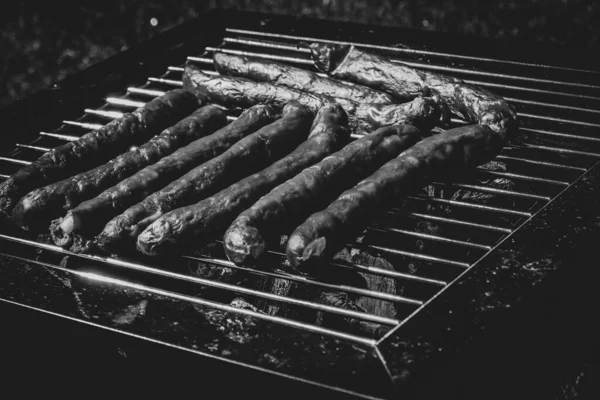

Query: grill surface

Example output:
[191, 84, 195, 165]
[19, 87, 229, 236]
[1, 9, 599, 399]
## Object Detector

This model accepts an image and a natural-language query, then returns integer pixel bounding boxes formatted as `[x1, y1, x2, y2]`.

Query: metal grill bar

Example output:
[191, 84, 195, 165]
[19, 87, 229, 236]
[85, 109, 124, 119]
[476, 169, 569, 186]
[519, 127, 600, 143]
[465, 79, 600, 102]
[127, 87, 166, 97]
[0, 234, 398, 324]
[147, 77, 183, 86]
[0, 157, 31, 166]
[106, 98, 146, 108]
[189, 252, 424, 305]
[15, 144, 50, 152]
[40, 132, 79, 141]
[62, 120, 103, 130]
[369, 225, 492, 251]
[503, 97, 600, 114]
[225, 28, 600, 75]
[519, 113, 600, 128]
[0, 173, 10, 179]
[495, 155, 586, 171]
[358, 243, 470, 268]
[222, 36, 600, 90]
[328, 260, 448, 286]
[409, 196, 532, 217]
[1, 249, 376, 346]
[433, 182, 551, 201]
[407, 212, 512, 234]
[523, 144, 600, 158]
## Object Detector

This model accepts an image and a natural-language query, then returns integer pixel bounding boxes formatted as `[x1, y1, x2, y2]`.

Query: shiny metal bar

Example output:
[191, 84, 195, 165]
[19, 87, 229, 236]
[16, 144, 50, 152]
[476, 169, 569, 186]
[520, 112, 600, 128]
[0, 234, 396, 325]
[0, 157, 31, 166]
[40, 131, 79, 141]
[226, 28, 600, 75]
[0, 246, 376, 345]
[127, 87, 166, 97]
[495, 154, 586, 171]
[187, 56, 213, 64]
[188, 254, 423, 306]
[407, 212, 513, 234]
[147, 77, 184, 87]
[358, 243, 471, 268]
[433, 182, 551, 201]
[224, 37, 312, 53]
[167, 66, 185, 72]
[62, 120, 103, 130]
[504, 96, 600, 115]
[467, 79, 600, 102]
[0, 173, 10, 179]
[106, 97, 146, 108]
[0, 232, 420, 307]
[205, 47, 314, 65]
[84, 109, 124, 119]
[522, 144, 600, 158]
[369, 225, 492, 251]
[409, 195, 532, 217]
[519, 127, 600, 143]
[328, 260, 448, 286]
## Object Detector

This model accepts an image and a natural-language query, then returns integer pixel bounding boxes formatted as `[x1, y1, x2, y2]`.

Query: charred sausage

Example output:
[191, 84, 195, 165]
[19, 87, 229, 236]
[136, 103, 350, 257]
[95, 102, 315, 253]
[50, 104, 281, 252]
[184, 62, 441, 134]
[308, 43, 517, 138]
[12, 105, 227, 232]
[213, 52, 395, 104]
[223, 124, 422, 266]
[0, 89, 198, 218]
[286, 124, 505, 271]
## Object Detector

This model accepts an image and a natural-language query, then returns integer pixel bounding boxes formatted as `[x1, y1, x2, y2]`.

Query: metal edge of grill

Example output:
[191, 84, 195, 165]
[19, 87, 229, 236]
[1, 9, 599, 399]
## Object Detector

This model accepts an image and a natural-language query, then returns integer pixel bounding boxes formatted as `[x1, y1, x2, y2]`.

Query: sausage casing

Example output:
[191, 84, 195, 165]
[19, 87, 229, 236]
[12, 105, 227, 232]
[287, 124, 504, 271]
[0, 89, 198, 218]
[137, 103, 350, 257]
[223, 124, 422, 266]
[49, 104, 279, 252]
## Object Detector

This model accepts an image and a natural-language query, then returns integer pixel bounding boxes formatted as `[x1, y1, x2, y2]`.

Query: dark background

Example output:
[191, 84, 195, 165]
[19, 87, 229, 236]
[1, 0, 599, 108]
[0, 1, 599, 398]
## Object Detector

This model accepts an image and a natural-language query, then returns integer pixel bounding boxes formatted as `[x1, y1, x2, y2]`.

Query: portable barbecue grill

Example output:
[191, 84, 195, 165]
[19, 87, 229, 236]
[1, 9, 600, 399]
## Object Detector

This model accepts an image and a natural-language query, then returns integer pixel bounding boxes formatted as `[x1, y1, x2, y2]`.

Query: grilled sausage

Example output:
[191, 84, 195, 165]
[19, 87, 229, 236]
[0, 89, 198, 218]
[50, 104, 281, 252]
[213, 52, 395, 104]
[12, 106, 227, 232]
[223, 124, 422, 266]
[308, 43, 518, 137]
[137, 103, 350, 257]
[184, 63, 441, 134]
[95, 103, 314, 253]
[287, 124, 505, 271]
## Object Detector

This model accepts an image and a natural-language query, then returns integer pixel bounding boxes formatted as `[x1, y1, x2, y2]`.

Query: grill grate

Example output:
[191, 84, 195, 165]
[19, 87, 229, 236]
[1, 24, 599, 350]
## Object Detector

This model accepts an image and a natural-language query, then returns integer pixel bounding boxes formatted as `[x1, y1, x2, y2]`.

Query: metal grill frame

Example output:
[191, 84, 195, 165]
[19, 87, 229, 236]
[1, 9, 600, 399]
